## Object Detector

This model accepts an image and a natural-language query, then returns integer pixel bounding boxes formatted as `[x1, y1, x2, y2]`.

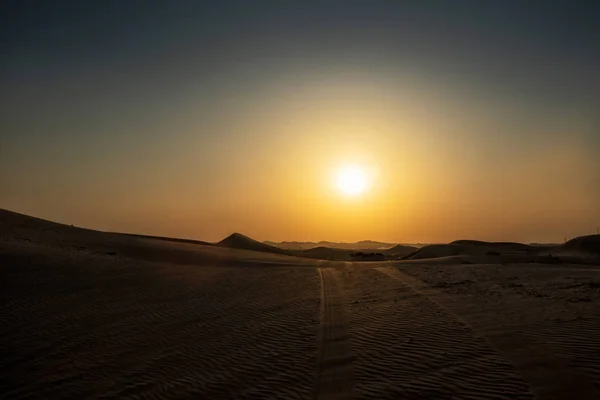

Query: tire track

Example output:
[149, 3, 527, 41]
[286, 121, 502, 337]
[315, 267, 354, 400]
[338, 266, 532, 399]
[377, 266, 599, 400]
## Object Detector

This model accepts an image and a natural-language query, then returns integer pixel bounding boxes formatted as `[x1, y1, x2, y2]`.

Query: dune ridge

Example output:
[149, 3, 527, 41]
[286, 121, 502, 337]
[549, 235, 600, 263]
[385, 244, 419, 256]
[218, 232, 291, 255]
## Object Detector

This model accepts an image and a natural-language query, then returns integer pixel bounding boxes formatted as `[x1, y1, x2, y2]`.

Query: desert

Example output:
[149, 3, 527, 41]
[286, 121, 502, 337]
[3, 2, 599, 399]
[2, 209, 599, 399]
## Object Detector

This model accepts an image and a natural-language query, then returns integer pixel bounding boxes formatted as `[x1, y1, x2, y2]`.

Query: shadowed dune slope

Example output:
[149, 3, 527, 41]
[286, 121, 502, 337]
[218, 232, 290, 255]
[404, 243, 492, 260]
[0, 208, 97, 238]
[302, 246, 352, 260]
[264, 240, 395, 250]
[0, 209, 307, 267]
[302, 247, 396, 261]
[403, 236, 600, 265]
[451, 240, 538, 254]
[385, 244, 419, 256]
[550, 235, 600, 263]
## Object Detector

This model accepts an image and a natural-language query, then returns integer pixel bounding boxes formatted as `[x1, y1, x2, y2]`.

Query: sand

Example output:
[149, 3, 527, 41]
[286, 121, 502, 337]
[218, 233, 291, 255]
[1, 209, 600, 399]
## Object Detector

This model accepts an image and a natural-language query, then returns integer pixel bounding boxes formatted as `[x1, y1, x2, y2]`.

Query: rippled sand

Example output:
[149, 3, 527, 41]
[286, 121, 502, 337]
[1, 210, 599, 399]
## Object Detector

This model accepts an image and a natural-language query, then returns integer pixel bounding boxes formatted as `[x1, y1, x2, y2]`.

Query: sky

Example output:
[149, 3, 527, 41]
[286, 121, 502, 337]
[1, 0, 599, 243]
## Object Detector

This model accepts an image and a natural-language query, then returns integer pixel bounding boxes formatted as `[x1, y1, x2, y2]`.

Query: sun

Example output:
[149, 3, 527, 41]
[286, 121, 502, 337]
[335, 164, 368, 196]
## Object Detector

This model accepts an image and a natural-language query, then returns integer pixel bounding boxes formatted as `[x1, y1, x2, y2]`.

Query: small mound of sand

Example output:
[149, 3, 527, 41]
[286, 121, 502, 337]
[218, 233, 289, 255]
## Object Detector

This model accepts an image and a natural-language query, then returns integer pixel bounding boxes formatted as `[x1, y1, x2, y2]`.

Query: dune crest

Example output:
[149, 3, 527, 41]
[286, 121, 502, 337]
[385, 244, 419, 256]
[404, 243, 492, 260]
[550, 235, 600, 263]
[218, 232, 290, 255]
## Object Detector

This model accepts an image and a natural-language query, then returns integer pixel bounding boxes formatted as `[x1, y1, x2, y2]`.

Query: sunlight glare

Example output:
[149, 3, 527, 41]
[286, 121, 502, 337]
[336, 164, 368, 196]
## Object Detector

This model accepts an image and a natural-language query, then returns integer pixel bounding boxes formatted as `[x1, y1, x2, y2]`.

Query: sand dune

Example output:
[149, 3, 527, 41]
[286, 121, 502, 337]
[265, 240, 396, 251]
[0, 209, 302, 267]
[403, 238, 599, 265]
[384, 244, 419, 257]
[450, 240, 537, 254]
[303, 247, 389, 261]
[2, 209, 600, 399]
[218, 232, 290, 255]
[302, 246, 353, 260]
[403, 243, 493, 260]
[549, 235, 600, 263]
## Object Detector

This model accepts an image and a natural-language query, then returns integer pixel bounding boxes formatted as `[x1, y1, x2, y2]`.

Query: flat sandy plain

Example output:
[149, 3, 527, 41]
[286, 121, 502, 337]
[1, 209, 599, 399]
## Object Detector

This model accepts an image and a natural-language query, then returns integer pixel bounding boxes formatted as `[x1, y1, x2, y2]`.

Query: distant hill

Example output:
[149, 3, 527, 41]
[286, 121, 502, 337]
[219, 233, 290, 255]
[450, 240, 534, 254]
[263, 240, 396, 250]
[403, 244, 491, 260]
[302, 246, 391, 261]
[385, 244, 419, 256]
[401, 236, 600, 265]
[404, 239, 545, 260]
[302, 246, 353, 260]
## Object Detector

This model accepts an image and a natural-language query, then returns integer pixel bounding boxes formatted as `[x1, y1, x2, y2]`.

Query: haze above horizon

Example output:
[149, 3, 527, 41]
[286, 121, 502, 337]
[2, 1, 599, 243]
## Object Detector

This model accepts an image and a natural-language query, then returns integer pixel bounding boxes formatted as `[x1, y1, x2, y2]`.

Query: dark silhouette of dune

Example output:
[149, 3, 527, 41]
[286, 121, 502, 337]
[263, 240, 396, 250]
[550, 235, 600, 263]
[218, 233, 290, 255]
[350, 251, 386, 261]
[560, 234, 600, 253]
[120, 233, 215, 246]
[385, 244, 419, 256]
[0, 209, 302, 266]
[0, 208, 86, 233]
[402, 236, 600, 265]
[0, 209, 214, 247]
[302, 246, 353, 260]
[403, 243, 491, 260]
[451, 240, 535, 254]
[302, 246, 393, 261]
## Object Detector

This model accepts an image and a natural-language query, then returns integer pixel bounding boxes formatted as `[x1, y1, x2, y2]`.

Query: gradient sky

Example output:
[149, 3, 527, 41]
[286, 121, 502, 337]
[2, 1, 599, 243]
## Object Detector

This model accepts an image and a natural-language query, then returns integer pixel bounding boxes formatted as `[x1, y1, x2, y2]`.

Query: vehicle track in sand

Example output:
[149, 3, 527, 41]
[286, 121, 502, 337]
[376, 266, 599, 400]
[315, 266, 354, 400]
[335, 265, 532, 399]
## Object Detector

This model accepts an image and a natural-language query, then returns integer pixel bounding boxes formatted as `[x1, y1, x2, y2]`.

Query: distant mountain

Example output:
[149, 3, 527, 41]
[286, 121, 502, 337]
[219, 233, 290, 255]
